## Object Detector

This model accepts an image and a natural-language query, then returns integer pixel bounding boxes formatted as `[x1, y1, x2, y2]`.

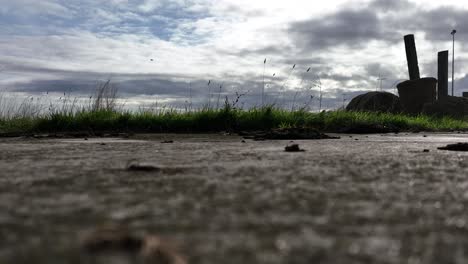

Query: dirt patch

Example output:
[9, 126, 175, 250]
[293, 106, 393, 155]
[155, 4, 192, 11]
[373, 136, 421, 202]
[124, 161, 194, 175]
[338, 123, 401, 134]
[126, 163, 162, 172]
[284, 143, 305, 152]
[239, 128, 339, 140]
[438, 142, 468, 151]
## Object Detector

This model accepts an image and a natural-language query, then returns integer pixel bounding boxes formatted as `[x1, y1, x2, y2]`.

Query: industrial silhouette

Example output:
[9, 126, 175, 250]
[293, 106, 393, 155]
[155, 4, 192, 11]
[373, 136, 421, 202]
[348, 33, 468, 119]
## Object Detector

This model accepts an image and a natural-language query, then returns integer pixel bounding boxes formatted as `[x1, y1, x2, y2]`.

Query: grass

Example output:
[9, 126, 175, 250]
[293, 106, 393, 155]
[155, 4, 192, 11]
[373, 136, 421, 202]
[1, 80, 467, 135]
[1, 105, 467, 135]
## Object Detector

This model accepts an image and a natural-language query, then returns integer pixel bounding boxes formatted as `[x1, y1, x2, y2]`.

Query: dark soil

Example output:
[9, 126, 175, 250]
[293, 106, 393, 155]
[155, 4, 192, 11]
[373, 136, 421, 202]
[239, 128, 339, 140]
[284, 144, 305, 152]
[338, 123, 400, 134]
[126, 163, 161, 172]
[438, 142, 468, 151]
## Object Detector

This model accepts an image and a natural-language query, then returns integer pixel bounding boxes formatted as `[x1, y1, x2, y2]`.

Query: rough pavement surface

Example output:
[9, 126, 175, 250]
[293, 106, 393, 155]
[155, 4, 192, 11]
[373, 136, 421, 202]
[1, 133, 468, 264]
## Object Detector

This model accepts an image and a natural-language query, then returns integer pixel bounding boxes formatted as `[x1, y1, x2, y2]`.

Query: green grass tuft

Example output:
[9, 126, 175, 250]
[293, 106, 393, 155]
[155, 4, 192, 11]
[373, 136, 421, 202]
[0, 107, 467, 135]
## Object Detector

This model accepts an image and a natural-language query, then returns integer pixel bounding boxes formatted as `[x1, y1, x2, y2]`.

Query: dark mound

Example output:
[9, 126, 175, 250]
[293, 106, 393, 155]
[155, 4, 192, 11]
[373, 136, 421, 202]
[240, 128, 339, 141]
[284, 144, 305, 152]
[423, 96, 468, 119]
[438, 143, 468, 152]
[346, 92, 401, 113]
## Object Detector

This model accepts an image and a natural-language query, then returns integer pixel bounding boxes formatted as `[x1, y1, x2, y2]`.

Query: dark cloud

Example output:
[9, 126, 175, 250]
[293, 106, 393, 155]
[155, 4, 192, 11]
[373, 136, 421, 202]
[290, 9, 386, 50]
[12, 78, 196, 97]
[4, 63, 317, 106]
[369, 0, 412, 12]
[321, 72, 365, 83]
[12, 79, 97, 94]
[289, 0, 468, 52]
[5, 65, 356, 110]
[364, 63, 400, 86]
[411, 8, 468, 42]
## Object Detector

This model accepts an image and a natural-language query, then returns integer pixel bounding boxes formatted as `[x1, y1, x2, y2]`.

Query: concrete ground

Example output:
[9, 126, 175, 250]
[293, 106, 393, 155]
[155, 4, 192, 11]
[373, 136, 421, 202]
[1, 133, 468, 264]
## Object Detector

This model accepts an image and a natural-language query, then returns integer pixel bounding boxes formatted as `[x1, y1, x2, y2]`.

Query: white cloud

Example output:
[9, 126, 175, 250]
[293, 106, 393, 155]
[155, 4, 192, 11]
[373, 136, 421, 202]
[2, 0, 468, 107]
[0, 0, 71, 17]
[138, 0, 163, 13]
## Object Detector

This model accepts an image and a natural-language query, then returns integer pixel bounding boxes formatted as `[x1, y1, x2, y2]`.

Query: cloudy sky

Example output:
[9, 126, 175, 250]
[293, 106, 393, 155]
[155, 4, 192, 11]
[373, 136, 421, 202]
[1, 0, 468, 109]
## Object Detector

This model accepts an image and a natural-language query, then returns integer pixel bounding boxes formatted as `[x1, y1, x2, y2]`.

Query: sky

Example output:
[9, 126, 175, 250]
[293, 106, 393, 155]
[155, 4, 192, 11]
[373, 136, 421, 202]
[1, 0, 468, 110]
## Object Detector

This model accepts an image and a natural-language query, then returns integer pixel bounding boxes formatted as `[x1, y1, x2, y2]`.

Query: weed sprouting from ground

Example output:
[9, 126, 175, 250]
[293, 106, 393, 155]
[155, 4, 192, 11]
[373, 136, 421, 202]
[90, 80, 120, 112]
[298, 67, 312, 89]
[279, 64, 297, 108]
[262, 58, 267, 107]
[280, 64, 296, 92]
[216, 83, 224, 110]
[0, 92, 44, 119]
[206, 80, 212, 108]
[1, 104, 467, 134]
